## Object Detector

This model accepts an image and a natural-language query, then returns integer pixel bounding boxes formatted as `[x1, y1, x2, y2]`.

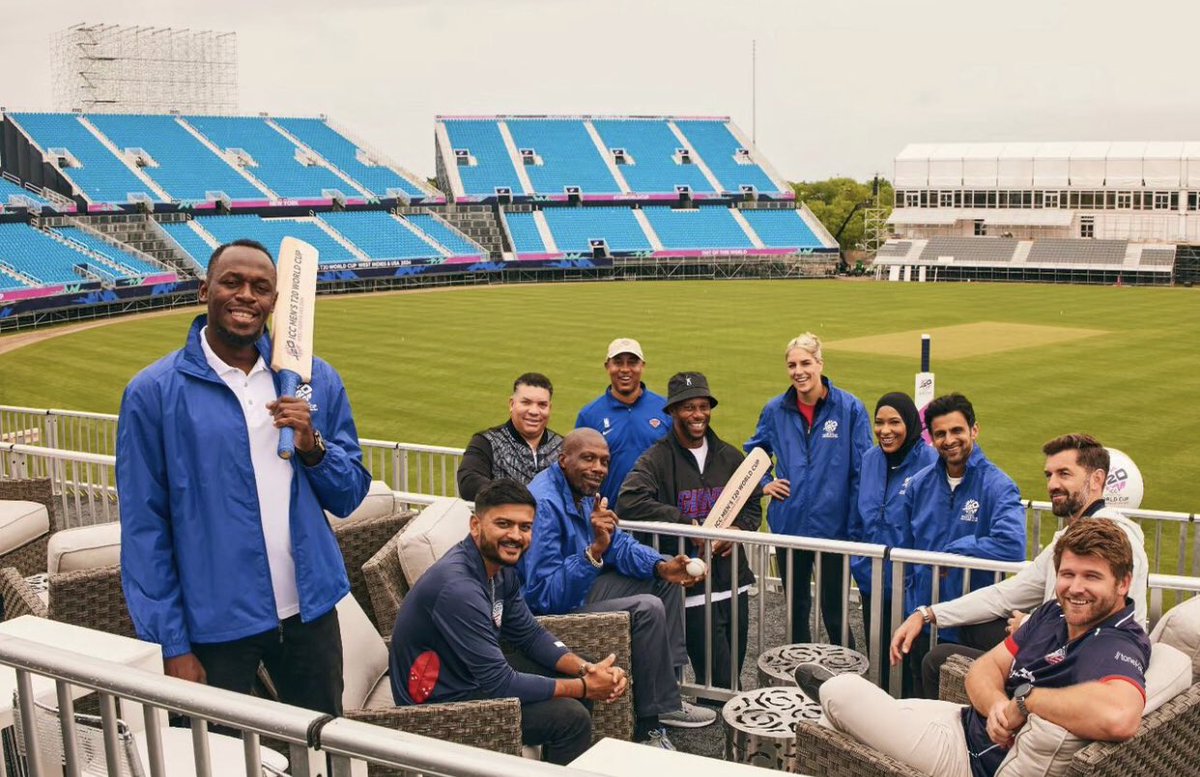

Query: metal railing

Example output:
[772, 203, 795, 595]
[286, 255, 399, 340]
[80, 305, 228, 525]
[0, 634, 591, 777]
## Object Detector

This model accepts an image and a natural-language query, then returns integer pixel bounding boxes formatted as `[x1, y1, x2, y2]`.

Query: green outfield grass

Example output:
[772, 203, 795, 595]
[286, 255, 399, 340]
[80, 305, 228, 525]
[1, 280, 1197, 516]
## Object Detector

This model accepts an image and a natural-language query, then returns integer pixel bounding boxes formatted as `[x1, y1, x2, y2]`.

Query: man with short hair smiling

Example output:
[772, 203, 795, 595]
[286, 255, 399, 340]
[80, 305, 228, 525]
[118, 239, 371, 715]
[457, 373, 563, 500]
[894, 433, 1149, 697]
[618, 372, 762, 692]
[894, 393, 1026, 697]
[389, 479, 628, 764]
[576, 338, 670, 505]
[800, 518, 1149, 777]
[522, 428, 717, 746]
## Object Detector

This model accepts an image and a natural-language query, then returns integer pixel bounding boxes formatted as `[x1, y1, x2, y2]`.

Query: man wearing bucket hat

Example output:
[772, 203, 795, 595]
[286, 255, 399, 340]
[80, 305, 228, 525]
[576, 338, 671, 505]
[618, 372, 762, 693]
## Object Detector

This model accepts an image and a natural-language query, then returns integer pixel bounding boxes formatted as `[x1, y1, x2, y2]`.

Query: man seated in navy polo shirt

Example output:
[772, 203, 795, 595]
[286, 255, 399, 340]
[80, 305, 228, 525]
[389, 479, 629, 764]
[796, 518, 1149, 777]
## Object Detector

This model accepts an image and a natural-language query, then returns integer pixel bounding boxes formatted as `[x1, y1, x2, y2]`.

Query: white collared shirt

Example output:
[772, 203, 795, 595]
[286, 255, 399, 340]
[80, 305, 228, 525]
[200, 327, 300, 619]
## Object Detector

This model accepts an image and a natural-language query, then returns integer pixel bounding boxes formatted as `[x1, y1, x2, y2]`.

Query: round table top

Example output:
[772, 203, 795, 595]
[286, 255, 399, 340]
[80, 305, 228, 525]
[721, 686, 822, 736]
[757, 642, 869, 685]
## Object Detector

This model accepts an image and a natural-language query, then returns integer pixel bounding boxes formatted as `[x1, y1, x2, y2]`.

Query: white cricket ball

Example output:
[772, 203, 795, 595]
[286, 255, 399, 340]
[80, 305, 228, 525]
[686, 558, 707, 577]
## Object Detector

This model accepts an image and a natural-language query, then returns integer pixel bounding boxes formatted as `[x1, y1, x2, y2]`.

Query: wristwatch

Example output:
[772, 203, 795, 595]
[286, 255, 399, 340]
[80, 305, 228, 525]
[298, 429, 326, 466]
[584, 547, 604, 569]
[1013, 682, 1034, 716]
[916, 605, 933, 624]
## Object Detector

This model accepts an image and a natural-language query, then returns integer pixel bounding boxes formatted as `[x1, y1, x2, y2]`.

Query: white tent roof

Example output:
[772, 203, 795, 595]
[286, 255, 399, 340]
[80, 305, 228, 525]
[893, 142, 1200, 188]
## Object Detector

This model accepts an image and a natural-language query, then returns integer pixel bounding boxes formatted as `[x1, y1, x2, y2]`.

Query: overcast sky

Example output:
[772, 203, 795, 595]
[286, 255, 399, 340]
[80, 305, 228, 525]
[4, 1, 1200, 182]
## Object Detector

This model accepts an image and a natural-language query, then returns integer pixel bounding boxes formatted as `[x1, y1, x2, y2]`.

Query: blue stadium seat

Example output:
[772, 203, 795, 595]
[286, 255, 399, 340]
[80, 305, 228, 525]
[503, 212, 549, 254]
[195, 215, 358, 265]
[0, 223, 95, 284]
[87, 114, 264, 203]
[159, 222, 218, 269]
[442, 120, 524, 195]
[403, 214, 483, 258]
[184, 116, 348, 200]
[740, 209, 823, 249]
[642, 206, 755, 250]
[0, 178, 50, 208]
[317, 211, 443, 261]
[505, 119, 619, 194]
[52, 227, 164, 276]
[590, 120, 714, 194]
[9, 113, 161, 204]
[541, 206, 651, 253]
[273, 118, 425, 200]
[673, 120, 779, 194]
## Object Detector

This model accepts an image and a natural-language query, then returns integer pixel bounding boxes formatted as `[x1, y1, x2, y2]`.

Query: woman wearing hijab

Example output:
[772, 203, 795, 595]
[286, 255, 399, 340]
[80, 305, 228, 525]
[848, 392, 937, 693]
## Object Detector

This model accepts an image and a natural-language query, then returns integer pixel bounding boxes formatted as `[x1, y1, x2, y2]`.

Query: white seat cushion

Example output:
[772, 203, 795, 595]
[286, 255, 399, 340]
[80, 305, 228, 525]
[363, 674, 395, 709]
[0, 500, 50, 555]
[396, 498, 473, 587]
[326, 480, 395, 524]
[47, 522, 121, 573]
[1150, 594, 1200, 679]
[337, 594, 390, 710]
[1143, 642, 1193, 714]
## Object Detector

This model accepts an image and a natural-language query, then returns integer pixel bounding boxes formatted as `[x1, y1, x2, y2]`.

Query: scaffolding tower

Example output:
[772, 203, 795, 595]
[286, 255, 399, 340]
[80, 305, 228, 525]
[51, 23, 238, 115]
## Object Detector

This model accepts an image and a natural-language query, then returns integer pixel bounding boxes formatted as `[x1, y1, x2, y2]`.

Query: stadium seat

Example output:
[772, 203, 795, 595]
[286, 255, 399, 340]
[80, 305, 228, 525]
[642, 205, 756, 250]
[403, 214, 484, 258]
[158, 222, 218, 270]
[541, 206, 652, 253]
[183, 116, 349, 200]
[0, 223, 106, 285]
[50, 227, 165, 277]
[590, 119, 715, 194]
[739, 209, 824, 249]
[86, 114, 266, 203]
[9, 113, 161, 204]
[502, 211, 549, 254]
[0, 178, 51, 209]
[673, 120, 779, 194]
[504, 119, 620, 194]
[442, 120, 524, 195]
[317, 211, 445, 262]
[194, 214, 358, 265]
[272, 118, 426, 200]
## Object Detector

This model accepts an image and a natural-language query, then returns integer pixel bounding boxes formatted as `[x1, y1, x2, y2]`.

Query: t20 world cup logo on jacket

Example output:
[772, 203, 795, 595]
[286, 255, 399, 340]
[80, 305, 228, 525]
[960, 499, 980, 523]
[822, 420, 839, 439]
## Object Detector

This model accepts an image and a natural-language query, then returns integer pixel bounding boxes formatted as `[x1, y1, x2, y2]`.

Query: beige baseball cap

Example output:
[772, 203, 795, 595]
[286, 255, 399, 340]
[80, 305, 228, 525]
[606, 338, 644, 361]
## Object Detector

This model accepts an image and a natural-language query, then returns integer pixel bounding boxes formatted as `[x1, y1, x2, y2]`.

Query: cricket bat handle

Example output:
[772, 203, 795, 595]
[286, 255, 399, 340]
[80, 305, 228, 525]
[277, 370, 301, 460]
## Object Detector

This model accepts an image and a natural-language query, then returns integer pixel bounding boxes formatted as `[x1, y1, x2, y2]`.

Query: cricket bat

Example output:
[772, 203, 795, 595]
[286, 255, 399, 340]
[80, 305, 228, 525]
[270, 237, 319, 459]
[702, 447, 772, 529]
[915, 333, 934, 443]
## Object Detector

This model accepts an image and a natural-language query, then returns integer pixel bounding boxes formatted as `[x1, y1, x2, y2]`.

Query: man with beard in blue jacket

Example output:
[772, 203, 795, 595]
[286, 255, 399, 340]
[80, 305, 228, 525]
[898, 392, 1026, 698]
[746, 333, 873, 646]
[118, 239, 372, 715]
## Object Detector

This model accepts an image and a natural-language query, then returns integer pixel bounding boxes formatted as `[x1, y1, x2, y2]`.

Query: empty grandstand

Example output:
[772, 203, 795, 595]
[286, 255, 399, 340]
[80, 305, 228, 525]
[0, 109, 838, 331]
[876, 141, 1195, 284]
[435, 115, 791, 202]
[1, 112, 438, 210]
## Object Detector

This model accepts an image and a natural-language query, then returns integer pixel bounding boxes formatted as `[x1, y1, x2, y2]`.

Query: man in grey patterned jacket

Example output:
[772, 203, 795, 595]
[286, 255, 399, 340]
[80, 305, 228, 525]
[457, 373, 565, 500]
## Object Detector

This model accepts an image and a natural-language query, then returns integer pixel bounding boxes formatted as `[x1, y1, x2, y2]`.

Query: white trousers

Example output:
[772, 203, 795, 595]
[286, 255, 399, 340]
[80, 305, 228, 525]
[819, 673, 974, 777]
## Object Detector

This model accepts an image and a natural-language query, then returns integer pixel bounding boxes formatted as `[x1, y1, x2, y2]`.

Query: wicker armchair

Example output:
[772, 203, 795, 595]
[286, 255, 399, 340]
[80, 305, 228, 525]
[0, 478, 59, 577]
[0, 564, 133, 636]
[331, 507, 416, 628]
[793, 654, 1200, 777]
[361, 530, 636, 744]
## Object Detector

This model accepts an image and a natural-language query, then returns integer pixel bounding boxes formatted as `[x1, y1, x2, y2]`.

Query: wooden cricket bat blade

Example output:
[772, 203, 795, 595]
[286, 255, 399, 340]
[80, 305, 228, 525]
[271, 237, 319, 459]
[702, 447, 771, 529]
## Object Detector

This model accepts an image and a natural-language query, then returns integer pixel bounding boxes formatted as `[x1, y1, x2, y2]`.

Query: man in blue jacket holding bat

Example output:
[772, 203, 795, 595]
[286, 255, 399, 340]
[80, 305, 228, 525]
[117, 239, 371, 716]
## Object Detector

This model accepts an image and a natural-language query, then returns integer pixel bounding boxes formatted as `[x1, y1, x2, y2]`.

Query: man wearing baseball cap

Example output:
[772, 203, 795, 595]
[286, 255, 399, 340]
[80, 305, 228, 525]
[576, 338, 671, 505]
[618, 372, 762, 693]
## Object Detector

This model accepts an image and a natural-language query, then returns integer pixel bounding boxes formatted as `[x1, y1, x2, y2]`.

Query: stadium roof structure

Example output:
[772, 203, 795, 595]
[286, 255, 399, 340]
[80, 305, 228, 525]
[894, 141, 1200, 189]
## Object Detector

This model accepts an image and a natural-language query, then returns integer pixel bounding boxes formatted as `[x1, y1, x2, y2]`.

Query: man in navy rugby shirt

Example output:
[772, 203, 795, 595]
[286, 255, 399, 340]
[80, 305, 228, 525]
[798, 518, 1148, 777]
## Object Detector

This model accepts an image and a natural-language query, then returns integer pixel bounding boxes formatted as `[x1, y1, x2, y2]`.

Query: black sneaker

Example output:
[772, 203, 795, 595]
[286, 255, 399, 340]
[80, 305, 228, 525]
[794, 661, 836, 702]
